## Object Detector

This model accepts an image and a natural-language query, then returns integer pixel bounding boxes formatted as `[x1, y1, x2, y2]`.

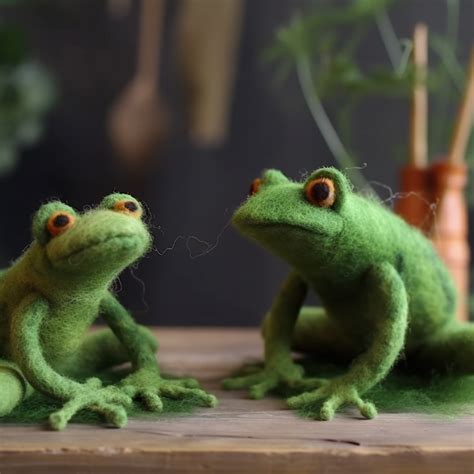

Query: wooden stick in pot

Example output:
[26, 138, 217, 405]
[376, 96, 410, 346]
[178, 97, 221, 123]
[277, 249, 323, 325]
[396, 23, 431, 230]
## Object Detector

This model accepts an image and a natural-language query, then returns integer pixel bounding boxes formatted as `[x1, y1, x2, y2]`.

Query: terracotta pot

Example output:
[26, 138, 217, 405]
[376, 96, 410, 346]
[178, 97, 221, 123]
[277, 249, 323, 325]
[429, 160, 470, 320]
[396, 160, 469, 321]
[395, 164, 431, 232]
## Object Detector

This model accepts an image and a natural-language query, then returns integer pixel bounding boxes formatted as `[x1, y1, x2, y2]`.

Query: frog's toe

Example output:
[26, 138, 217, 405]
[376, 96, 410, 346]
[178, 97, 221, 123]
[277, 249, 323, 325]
[93, 402, 128, 428]
[222, 372, 264, 390]
[249, 376, 277, 400]
[49, 410, 68, 431]
[287, 389, 323, 409]
[121, 384, 137, 397]
[140, 390, 164, 412]
[171, 377, 200, 389]
[287, 377, 326, 391]
[160, 384, 217, 407]
[203, 393, 218, 407]
[318, 396, 342, 421]
[354, 397, 377, 419]
[85, 377, 102, 389]
[49, 397, 84, 430]
[104, 386, 133, 407]
[188, 388, 218, 407]
[108, 406, 128, 428]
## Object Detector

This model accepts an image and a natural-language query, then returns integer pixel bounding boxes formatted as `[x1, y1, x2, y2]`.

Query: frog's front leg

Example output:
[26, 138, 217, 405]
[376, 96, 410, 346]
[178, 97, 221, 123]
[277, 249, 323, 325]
[100, 293, 217, 411]
[11, 294, 133, 430]
[288, 262, 409, 420]
[223, 271, 323, 398]
[62, 326, 158, 378]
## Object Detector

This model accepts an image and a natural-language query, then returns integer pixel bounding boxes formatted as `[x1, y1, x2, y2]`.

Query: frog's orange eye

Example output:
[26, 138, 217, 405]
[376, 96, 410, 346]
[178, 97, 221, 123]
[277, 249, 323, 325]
[47, 211, 76, 237]
[249, 178, 262, 196]
[113, 200, 143, 218]
[305, 178, 336, 208]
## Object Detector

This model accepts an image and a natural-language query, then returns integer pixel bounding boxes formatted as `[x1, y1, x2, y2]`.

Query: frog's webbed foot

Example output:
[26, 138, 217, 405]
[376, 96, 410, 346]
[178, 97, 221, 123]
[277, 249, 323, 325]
[287, 381, 377, 421]
[49, 378, 133, 431]
[119, 369, 217, 411]
[222, 361, 325, 399]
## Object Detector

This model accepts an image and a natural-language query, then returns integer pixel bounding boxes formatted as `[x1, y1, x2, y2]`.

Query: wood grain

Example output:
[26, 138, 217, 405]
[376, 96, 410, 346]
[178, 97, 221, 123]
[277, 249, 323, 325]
[0, 328, 473, 473]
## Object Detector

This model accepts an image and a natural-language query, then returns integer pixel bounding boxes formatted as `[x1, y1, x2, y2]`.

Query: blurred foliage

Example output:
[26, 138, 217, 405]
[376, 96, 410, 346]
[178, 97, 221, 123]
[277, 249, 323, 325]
[0, 21, 55, 175]
[265, 0, 472, 200]
[264, 0, 414, 192]
[265, 0, 414, 100]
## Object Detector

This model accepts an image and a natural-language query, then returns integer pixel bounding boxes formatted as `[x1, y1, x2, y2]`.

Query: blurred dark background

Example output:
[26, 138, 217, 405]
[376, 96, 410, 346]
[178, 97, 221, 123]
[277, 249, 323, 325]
[0, 0, 472, 325]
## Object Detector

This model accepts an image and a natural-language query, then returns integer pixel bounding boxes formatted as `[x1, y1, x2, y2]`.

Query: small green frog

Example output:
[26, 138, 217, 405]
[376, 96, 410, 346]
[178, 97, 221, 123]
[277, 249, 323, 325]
[0, 193, 216, 430]
[223, 167, 472, 420]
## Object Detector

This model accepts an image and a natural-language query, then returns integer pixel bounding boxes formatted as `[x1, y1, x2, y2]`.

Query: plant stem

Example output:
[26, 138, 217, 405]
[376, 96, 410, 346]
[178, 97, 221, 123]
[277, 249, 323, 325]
[447, 0, 459, 47]
[375, 9, 402, 71]
[296, 54, 373, 194]
[431, 0, 461, 153]
[396, 40, 413, 77]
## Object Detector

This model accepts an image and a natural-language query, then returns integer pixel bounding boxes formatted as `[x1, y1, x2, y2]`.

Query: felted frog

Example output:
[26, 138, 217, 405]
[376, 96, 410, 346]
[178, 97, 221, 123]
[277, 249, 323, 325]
[223, 167, 472, 420]
[0, 193, 216, 430]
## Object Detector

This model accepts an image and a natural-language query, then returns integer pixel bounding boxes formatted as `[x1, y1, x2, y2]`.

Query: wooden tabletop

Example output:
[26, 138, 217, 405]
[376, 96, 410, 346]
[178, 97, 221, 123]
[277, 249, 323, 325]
[0, 328, 473, 473]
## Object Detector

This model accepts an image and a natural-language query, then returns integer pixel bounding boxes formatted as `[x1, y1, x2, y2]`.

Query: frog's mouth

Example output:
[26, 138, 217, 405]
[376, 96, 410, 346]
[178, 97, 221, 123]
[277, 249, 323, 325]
[54, 233, 145, 263]
[232, 215, 331, 238]
[246, 221, 327, 235]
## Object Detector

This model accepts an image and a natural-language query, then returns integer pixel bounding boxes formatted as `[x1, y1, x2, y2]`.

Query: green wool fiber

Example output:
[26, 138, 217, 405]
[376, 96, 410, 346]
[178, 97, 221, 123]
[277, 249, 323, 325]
[1, 368, 200, 425]
[223, 168, 474, 420]
[0, 193, 216, 430]
[295, 358, 474, 418]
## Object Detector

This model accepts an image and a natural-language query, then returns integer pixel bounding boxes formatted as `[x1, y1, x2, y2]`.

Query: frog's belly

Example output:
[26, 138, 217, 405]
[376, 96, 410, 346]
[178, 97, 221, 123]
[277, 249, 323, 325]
[323, 296, 379, 347]
[39, 304, 100, 363]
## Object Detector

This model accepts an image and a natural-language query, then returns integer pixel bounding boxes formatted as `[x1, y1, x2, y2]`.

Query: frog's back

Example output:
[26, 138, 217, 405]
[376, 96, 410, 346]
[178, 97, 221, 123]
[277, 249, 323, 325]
[361, 196, 456, 344]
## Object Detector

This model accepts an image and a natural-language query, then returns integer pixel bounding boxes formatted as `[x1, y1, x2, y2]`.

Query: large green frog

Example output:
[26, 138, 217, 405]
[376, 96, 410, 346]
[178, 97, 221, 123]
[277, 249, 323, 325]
[223, 167, 471, 420]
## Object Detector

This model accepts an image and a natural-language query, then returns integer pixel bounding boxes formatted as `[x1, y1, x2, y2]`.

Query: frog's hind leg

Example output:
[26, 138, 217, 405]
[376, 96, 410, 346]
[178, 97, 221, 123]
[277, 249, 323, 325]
[63, 326, 158, 378]
[0, 360, 33, 416]
[291, 307, 361, 362]
[410, 322, 474, 373]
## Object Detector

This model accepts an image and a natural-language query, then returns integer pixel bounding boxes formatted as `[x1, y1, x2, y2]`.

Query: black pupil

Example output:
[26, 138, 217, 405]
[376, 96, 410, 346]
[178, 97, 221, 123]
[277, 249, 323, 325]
[53, 214, 70, 228]
[124, 201, 138, 212]
[311, 182, 330, 202]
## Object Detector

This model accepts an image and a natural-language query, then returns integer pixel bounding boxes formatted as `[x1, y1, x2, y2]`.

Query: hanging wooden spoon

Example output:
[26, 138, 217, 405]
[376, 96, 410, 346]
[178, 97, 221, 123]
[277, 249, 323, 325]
[108, 0, 167, 173]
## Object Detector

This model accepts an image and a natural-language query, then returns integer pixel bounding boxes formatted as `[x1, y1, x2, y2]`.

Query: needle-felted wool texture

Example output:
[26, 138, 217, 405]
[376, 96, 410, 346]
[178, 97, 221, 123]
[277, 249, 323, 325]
[1, 367, 208, 425]
[223, 168, 474, 420]
[228, 356, 474, 418]
[0, 193, 216, 430]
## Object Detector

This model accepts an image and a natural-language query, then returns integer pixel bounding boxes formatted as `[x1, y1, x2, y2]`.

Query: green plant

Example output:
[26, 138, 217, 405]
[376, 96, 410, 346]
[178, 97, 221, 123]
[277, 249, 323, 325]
[266, 0, 472, 197]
